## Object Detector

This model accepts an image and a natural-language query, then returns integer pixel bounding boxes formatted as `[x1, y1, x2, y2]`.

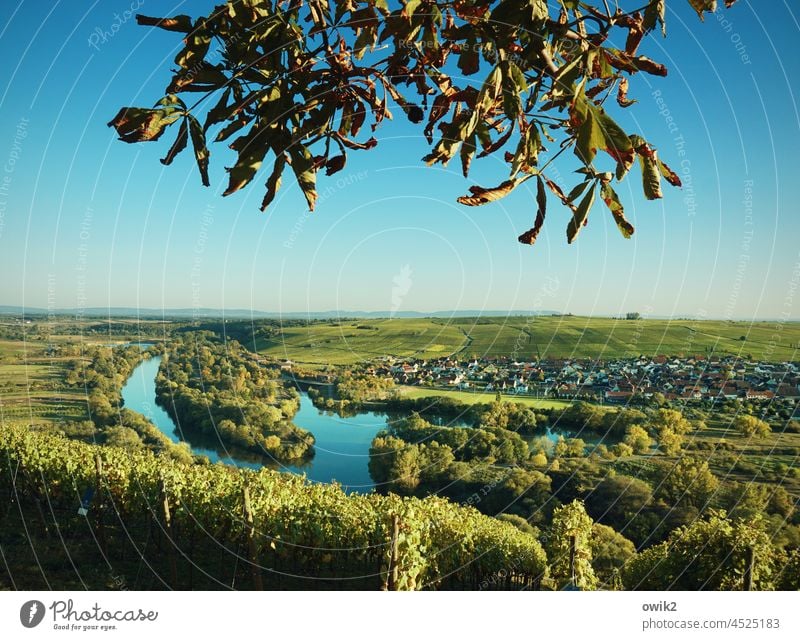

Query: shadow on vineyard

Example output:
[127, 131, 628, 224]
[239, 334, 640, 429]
[3, 424, 798, 591]
[0, 426, 546, 591]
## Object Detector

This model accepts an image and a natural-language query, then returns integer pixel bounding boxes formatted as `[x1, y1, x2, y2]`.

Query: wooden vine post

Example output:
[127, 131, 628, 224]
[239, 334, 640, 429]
[383, 513, 401, 591]
[743, 546, 755, 592]
[159, 477, 178, 588]
[94, 454, 106, 555]
[569, 534, 577, 589]
[242, 485, 263, 591]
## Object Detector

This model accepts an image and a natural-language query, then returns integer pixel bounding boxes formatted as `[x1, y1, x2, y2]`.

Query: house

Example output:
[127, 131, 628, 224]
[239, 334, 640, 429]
[605, 391, 633, 404]
[745, 390, 775, 401]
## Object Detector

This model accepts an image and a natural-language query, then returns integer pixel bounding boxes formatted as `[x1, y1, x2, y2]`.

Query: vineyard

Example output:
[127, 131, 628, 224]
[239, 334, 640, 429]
[0, 425, 548, 590]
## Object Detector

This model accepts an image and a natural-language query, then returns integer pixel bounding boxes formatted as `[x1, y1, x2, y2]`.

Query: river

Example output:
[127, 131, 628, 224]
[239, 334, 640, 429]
[121, 356, 391, 492]
[120, 356, 602, 495]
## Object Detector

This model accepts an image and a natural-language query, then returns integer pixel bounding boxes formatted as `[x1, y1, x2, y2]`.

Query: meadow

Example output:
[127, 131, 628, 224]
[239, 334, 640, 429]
[256, 316, 800, 365]
[396, 385, 571, 410]
[0, 335, 90, 425]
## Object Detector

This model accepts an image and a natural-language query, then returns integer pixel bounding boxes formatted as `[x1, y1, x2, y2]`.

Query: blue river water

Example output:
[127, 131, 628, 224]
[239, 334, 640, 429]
[121, 356, 389, 492]
[120, 356, 598, 494]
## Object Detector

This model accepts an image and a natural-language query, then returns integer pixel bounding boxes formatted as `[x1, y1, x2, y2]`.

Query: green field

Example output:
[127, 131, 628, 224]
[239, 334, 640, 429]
[0, 338, 90, 425]
[256, 316, 800, 364]
[397, 385, 571, 410]
[256, 318, 470, 364]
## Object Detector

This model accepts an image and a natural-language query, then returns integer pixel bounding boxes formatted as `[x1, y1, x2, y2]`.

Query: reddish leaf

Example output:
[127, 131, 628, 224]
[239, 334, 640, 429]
[457, 179, 521, 206]
[600, 182, 635, 239]
[658, 159, 682, 187]
[518, 177, 548, 246]
[616, 78, 636, 108]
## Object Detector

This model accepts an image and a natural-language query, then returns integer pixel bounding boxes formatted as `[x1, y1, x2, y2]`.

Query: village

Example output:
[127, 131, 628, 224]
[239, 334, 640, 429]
[347, 354, 800, 407]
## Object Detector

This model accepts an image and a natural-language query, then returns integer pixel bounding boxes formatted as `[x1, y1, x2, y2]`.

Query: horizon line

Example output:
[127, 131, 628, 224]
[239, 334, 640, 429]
[0, 305, 798, 323]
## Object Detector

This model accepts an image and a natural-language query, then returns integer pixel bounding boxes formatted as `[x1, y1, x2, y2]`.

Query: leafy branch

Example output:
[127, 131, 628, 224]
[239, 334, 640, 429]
[109, 0, 737, 245]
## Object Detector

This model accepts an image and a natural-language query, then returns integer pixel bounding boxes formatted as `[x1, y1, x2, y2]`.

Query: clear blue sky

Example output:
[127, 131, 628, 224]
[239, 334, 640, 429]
[0, 1, 798, 319]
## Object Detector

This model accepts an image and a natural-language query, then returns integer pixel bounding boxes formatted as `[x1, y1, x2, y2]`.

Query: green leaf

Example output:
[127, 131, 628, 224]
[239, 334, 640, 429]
[566, 183, 596, 244]
[573, 97, 633, 168]
[500, 60, 525, 120]
[477, 66, 502, 114]
[223, 126, 271, 196]
[595, 109, 634, 167]
[107, 106, 182, 143]
[600, 183, 635, 239]
[203, 87, 232, 132]
[460, 133, 476, 178]
[188, 115, 210, 186]
[160, 118, 189, 165]
[260, 153, 287, 212]
[575, 105, 604, 164]
[155, 94, 186, 110]
[566, 180, 591, 204]
[637, 146, 663, 200]
[215, 118, 250, 143]
[507, 60, 528, 94]
[168, 63, 229, 94]
[288, 144, 318, 211]
[643, 0, 667, 35]
[403, 0, 422, 18]
[174, 25, 211, 70]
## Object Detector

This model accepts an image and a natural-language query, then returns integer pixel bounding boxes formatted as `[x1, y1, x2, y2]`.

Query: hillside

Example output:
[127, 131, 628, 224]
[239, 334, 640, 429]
[256, 316, 800, 364]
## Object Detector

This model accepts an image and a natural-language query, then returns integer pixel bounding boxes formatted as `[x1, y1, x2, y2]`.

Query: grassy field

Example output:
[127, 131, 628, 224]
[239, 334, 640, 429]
[397, 385, 572, 410]
[256, 318, 470, 365]
[256, 316, 800, 364]
[0, 337, 90, 425]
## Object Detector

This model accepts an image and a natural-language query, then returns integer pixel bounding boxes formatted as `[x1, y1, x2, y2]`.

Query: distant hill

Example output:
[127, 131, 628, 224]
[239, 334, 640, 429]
[0, 305, 561, 320]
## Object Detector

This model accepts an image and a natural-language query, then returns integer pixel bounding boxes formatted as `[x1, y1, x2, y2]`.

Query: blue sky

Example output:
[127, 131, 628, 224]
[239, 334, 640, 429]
[0, 1, 798, 319]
